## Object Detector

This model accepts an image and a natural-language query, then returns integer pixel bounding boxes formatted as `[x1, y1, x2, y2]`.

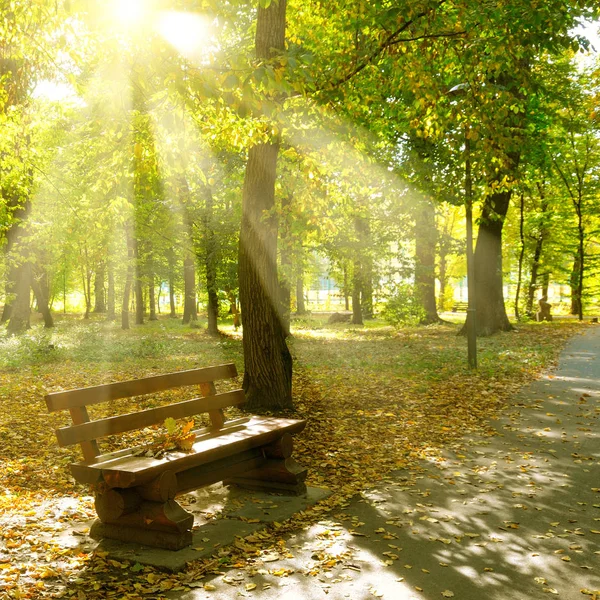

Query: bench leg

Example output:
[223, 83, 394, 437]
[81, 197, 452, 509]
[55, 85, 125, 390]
[226, 457, 308, 495]
[91, 490, 194, 550]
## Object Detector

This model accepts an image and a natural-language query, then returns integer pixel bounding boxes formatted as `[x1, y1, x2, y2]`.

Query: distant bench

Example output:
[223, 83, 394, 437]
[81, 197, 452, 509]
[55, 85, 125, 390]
[451, 302, 469, 313]
[45, 364, 307, 550]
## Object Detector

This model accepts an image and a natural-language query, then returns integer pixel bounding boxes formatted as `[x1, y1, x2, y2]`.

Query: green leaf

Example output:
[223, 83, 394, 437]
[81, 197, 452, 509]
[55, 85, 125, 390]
[164, 417, 177, 435]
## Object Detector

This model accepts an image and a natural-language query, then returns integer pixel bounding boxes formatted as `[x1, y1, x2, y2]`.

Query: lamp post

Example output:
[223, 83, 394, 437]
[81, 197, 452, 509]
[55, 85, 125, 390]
[448, 84, 477, 369]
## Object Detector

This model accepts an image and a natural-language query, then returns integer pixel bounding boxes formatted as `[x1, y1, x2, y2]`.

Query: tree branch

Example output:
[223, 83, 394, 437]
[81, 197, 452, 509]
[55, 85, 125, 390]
[320, 1, 451, 92]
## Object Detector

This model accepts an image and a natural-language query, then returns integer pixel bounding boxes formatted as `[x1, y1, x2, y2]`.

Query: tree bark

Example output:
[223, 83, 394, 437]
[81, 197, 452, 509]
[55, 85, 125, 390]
[238, 0, 292, 412]
[526, 183, 548, 317]
[6, 261, 31, 335]
[351, 260, 363, 325]
[133, 237, 144, 325]
[461, 190, 514, 336]
[514, 193, 525, 321]
[121, 225, 134, 330]
[148, 272, 158, 321]
[343, 265, 350, 311]
[107, 259, 116, 321]
[414, 198, 440, 324]
[570, 250, 582, 318]
[203, 185, 219, 335]
[279, 194, 293, 336]
[93, 262, 106, 313]
[168, 249, 177, 318]
[295, 275, 306, 315]
[182, 253, 197, 324]
[31, 267, 53, 328]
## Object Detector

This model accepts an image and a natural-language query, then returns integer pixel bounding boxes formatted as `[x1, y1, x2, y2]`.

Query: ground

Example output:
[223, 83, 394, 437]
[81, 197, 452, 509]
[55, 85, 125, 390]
[0, 313, 595, 599]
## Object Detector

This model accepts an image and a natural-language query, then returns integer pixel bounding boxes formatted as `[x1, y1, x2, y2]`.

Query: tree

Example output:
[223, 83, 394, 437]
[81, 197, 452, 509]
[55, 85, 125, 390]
[239, 0, 293, 412]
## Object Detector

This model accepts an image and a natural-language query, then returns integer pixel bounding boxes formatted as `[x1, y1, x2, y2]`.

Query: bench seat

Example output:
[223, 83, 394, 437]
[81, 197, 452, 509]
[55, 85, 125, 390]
[71, 415, 306, 489]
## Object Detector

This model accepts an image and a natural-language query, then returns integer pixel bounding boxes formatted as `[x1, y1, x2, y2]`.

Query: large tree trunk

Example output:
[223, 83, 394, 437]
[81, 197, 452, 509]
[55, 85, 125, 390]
[461, 190, 513, 336]
[239, 141, 292, 411]
[203, 185, 219, 335]
[238, 0, 292, 413]
[414, 198, 440, 324]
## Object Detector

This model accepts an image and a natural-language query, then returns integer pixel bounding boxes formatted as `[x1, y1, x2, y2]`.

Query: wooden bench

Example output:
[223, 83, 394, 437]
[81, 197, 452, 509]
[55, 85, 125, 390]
[45, 363, 307, 550]
[451, 302, 469, 313]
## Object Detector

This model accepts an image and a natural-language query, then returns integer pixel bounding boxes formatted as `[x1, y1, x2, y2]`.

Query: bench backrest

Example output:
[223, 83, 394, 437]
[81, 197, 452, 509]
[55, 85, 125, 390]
[45, 364, 244, 463]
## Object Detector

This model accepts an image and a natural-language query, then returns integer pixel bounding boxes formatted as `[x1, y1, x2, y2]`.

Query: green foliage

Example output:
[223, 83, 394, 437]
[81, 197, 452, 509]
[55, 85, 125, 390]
[381, 283, 426, 327]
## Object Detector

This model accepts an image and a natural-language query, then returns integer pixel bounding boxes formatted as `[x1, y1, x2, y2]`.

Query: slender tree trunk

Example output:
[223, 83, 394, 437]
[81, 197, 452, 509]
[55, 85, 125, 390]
[81, 254, 92, 320]
[526, 238, 543, 317]
[351, 261, 363, 325]
[295, 275, 306, 315]
[133, 237, 144, 325]
[168, 249, 177, 318]
[576, 204, 584, 321]
[343, 265, 350, 311]
[526, 183, 548, 317]
[121, 226, 134, 330]
[31, 267, 53, 328]
[204, 185, 219, 335]
[182, 253, 197, 324]
[106, 259, 116, 321]
[93, 262, 106, 313]
[169, 280, 176, 318]
[570, 250, 582, 317]
[148, 272, 158, 321]
[514, 193, 525, 321]
[238, 0, 292, 412]
[279, 194, 292, 336]
[414, 198, 440, 324]
[438, 254, 447, 312]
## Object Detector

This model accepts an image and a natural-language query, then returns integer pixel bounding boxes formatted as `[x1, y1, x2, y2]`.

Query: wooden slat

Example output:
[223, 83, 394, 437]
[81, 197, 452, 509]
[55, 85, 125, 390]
[201, 381, 225, 428]
[69, 406, 100, 462]
[45, 364, 238, 412]
[55, 389, 245, 447]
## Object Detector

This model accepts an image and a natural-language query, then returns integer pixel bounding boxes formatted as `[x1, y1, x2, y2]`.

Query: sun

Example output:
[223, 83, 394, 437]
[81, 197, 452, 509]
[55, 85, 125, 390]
[112, 0, 149, 29]
[157, 11, 213, 61]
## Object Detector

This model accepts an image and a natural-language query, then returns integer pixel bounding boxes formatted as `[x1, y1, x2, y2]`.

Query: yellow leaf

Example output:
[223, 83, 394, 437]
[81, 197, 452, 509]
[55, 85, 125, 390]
[245, 583, 257, 591]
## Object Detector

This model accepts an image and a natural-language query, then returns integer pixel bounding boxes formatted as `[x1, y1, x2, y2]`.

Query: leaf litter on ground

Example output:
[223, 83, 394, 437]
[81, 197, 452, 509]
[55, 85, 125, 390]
[0, 316, 591, 598]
